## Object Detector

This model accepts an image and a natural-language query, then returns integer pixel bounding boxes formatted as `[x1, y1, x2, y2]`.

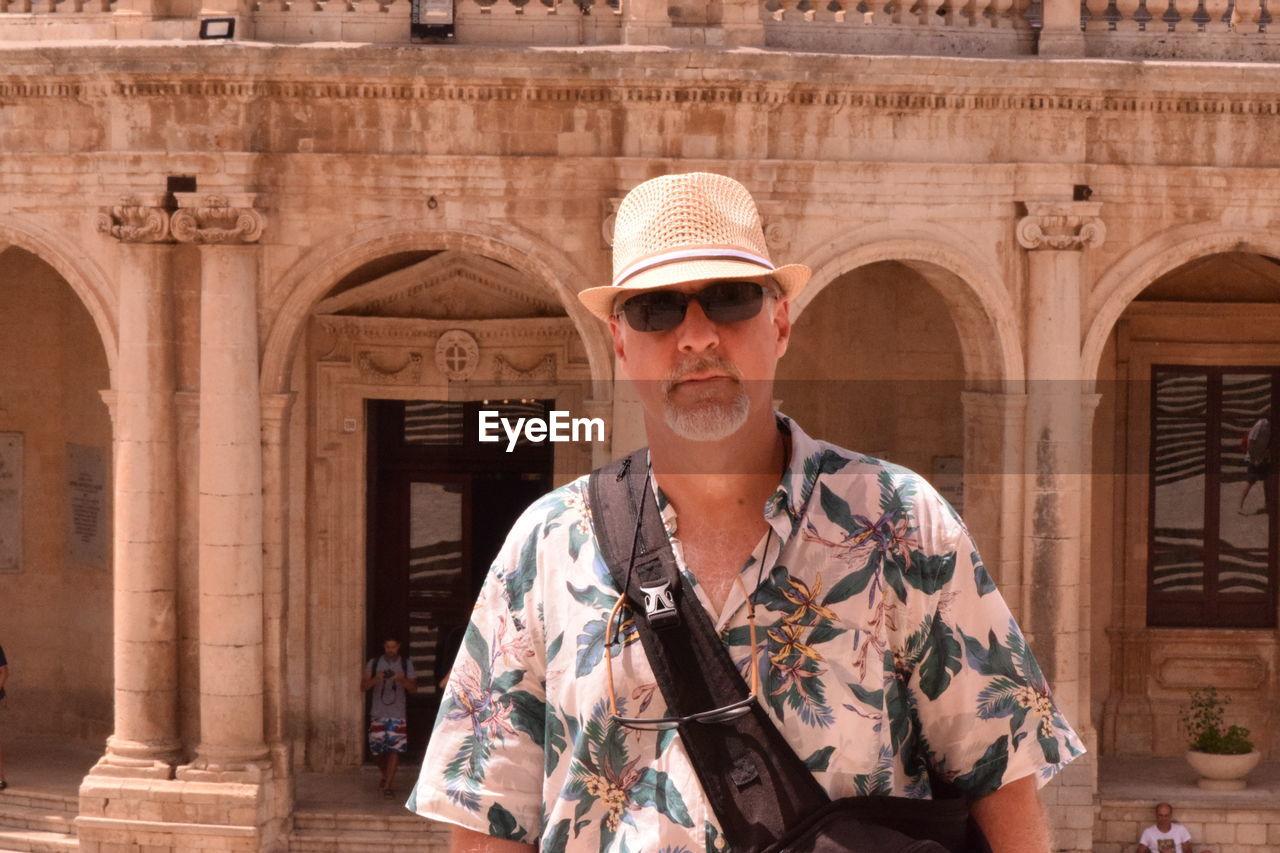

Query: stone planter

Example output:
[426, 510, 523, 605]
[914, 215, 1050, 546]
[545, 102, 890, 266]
[1185, 749, 1262, 791]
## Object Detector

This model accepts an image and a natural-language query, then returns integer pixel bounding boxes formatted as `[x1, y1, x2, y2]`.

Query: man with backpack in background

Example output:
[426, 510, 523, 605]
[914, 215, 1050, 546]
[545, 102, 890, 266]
[362, 636, 416, 798]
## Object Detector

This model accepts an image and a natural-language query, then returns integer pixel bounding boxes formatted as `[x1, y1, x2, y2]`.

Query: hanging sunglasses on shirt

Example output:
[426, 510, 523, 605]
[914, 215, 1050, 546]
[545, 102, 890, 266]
[615, 280, 775, 333]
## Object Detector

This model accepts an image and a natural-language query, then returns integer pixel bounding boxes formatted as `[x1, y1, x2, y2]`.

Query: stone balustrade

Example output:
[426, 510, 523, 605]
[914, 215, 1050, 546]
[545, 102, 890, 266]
[762, 0, 1039, 55]
[1082, 0, 1277, 59]
[0, 0, 1276, 61]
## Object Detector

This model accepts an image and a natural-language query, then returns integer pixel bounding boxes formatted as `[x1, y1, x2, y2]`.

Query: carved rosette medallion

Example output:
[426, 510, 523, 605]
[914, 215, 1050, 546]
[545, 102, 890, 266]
[96, 196, 171, 243]
[171, 194, 265, 245]
[1016, 201, 1105, 251]
[434, 330, 480, 381]
[762, 218, 791, 256]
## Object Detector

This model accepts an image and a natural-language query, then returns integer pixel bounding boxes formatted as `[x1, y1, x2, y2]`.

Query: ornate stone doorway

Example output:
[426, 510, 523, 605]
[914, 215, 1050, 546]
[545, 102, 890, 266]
[364, 399, 554, 759]
[299, 248, 606, 769]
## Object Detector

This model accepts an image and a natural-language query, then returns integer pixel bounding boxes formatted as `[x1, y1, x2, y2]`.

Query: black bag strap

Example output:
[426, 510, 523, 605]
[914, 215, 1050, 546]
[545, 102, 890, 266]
[589, 450, 830, 853]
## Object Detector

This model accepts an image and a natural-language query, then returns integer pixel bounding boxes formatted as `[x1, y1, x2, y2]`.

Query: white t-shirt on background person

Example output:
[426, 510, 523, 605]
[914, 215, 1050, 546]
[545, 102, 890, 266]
[1139, 822, 1192, 853]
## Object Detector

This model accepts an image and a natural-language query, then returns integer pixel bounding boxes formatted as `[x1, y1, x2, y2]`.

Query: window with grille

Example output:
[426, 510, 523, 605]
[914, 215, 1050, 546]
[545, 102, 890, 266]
[1147, 366, 1277, 628]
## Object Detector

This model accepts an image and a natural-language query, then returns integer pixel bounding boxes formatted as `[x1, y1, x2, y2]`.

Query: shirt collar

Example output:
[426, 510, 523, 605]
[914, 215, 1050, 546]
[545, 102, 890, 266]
[648, 412, 823, 544]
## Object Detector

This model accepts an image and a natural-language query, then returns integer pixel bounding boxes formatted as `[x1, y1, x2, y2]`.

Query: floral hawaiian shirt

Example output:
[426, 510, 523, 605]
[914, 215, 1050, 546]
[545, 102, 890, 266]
[409, 415, 1084, 852]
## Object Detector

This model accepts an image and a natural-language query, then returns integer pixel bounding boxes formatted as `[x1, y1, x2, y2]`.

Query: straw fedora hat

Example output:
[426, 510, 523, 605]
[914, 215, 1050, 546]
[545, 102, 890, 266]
[578, 172, 810, 321]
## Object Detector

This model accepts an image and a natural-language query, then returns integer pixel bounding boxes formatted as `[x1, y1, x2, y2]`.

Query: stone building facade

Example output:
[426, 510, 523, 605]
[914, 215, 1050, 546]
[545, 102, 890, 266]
[0, 0, 1278, 849]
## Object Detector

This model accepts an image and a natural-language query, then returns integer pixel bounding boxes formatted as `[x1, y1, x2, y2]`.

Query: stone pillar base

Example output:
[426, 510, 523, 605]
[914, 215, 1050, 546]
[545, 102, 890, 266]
[77, 771, 284, 853]
[88, 736, 180, 780]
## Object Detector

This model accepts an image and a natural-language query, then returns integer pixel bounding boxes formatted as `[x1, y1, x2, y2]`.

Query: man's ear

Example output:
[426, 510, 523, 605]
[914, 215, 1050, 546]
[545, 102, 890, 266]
[773, 297, 792, 358]
[608, 315, 627, 365]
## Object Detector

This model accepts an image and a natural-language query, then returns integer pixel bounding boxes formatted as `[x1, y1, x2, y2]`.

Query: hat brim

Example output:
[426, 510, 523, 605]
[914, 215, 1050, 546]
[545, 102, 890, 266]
[578, 259, 810, 322]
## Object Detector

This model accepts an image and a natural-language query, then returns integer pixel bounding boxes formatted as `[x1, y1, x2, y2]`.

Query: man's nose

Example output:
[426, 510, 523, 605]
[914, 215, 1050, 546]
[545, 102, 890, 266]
[674, 298, 719, 352]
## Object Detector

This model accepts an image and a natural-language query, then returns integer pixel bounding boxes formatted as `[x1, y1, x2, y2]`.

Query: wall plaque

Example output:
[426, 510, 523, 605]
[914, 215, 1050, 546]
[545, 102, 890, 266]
[0, 433, 22, 573]
[67, 443, 108, 568]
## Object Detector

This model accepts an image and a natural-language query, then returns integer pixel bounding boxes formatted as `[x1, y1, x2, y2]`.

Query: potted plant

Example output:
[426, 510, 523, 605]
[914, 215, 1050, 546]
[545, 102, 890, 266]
[1180, 686, 1261, 791]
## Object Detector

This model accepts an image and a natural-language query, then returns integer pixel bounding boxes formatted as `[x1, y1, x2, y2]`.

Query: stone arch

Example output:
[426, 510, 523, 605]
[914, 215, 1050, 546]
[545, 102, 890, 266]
[0, 218, 117, 378]
[1083, 224, 1280, 381]
[260, 221, 614, 396]
[794, 223, 1023, 384]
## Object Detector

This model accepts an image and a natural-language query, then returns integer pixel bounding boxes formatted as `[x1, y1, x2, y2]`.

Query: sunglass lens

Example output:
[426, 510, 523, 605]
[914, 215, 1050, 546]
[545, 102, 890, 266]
[698, 281, 765, 325]
[613, 716, 682, 731]
[621, 292, 688, 333]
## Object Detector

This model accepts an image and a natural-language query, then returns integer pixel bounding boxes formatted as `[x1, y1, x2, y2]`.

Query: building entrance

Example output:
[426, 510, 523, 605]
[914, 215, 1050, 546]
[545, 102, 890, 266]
[365, 398, 554, 760]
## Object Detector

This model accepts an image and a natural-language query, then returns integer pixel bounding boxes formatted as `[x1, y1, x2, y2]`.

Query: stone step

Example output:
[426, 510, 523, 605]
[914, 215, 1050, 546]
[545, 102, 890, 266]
[0, 792, 77, 819]
[0, 826, 79, 853]
[290, 811, 448, 853]
[0, 802, 77, 835]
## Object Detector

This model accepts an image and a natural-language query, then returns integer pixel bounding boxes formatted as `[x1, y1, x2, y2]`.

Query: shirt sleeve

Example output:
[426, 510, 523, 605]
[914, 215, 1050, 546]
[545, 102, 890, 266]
[1139, 828, 1155, 848]
[408, 512, 548, 844]
[904, 484, 1085, 797]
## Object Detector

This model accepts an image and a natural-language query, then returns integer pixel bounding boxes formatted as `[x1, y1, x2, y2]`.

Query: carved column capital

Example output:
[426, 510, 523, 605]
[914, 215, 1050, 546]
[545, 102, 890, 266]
[1016, 201, 1105, 251]
[96, 195, 172, 244]
[171, 193, 265, 245]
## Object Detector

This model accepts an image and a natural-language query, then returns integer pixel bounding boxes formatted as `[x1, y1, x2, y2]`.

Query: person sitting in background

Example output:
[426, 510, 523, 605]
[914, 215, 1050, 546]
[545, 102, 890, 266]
[1137, 802, 1194, 853]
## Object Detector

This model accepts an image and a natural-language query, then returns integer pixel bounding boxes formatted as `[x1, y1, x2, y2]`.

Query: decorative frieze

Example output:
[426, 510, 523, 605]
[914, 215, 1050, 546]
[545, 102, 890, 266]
[171, 194, 265, 245]
[493, 352, 557, 383]
[1016, 201, 1105, 251]
[96, 196, 171, 243]
[357, 350, 424, 384]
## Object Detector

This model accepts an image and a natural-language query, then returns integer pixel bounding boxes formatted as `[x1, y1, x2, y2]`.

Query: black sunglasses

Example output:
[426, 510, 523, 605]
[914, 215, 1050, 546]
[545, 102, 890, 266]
[615, 280, 774, 333]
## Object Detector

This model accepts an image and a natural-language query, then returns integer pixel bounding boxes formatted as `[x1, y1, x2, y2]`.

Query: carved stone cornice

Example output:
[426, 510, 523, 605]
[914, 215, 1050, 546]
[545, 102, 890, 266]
[171, 193, 265, 245]
[1016, 201, 1105, 251]
[96, 196, 171, 244]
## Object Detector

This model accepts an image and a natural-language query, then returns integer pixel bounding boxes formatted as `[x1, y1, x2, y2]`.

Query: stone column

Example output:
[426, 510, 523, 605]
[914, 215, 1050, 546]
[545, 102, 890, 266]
[260, 392, 295, 772]
[1016, 201, 1103, 853]
[172, 194, 271, 775]
[1038, 0, 1085, 56]
[91, 197, 181, 777]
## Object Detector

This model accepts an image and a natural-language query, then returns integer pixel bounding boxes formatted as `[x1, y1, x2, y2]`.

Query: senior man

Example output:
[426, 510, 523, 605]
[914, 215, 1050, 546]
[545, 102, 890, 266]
[410, 172, 1083, 852]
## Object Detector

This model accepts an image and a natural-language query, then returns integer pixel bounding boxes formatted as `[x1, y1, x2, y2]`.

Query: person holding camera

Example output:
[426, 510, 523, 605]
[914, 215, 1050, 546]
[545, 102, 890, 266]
[361, 636, 417, 798]
[0, 642, 8, 791]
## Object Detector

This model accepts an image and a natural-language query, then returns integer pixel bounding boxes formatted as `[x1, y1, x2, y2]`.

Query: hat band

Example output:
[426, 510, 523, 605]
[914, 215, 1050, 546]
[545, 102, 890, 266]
[612, 247, 775, 288]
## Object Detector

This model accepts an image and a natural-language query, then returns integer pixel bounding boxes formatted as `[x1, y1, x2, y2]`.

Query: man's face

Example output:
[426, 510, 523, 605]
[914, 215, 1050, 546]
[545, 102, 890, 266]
[1155, 806, 1173, 831]
[383, 639, 401, 658]
[609, 279, 791, 446]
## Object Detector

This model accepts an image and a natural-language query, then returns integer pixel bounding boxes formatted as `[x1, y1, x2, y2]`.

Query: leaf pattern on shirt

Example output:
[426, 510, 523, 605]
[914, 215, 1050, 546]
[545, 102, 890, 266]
[562, 700, 694, 852]
[412, 416, 1086, 851]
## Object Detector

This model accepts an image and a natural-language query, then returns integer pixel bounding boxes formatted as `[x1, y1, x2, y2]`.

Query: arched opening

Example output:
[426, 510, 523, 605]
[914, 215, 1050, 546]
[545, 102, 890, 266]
[0, 246, 113, 759]
[779, 260, 966, 490]
[281, 245, 603, 787]
[1093, 250, 1280, 758]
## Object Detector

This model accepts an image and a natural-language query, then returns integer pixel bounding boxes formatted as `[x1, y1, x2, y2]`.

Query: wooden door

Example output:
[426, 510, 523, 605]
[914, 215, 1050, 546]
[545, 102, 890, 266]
[366, 399, 553, 760]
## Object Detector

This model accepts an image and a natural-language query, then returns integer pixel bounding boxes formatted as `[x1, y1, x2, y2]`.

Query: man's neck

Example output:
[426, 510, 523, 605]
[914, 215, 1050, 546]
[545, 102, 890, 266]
[647, 409, 787, 518]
